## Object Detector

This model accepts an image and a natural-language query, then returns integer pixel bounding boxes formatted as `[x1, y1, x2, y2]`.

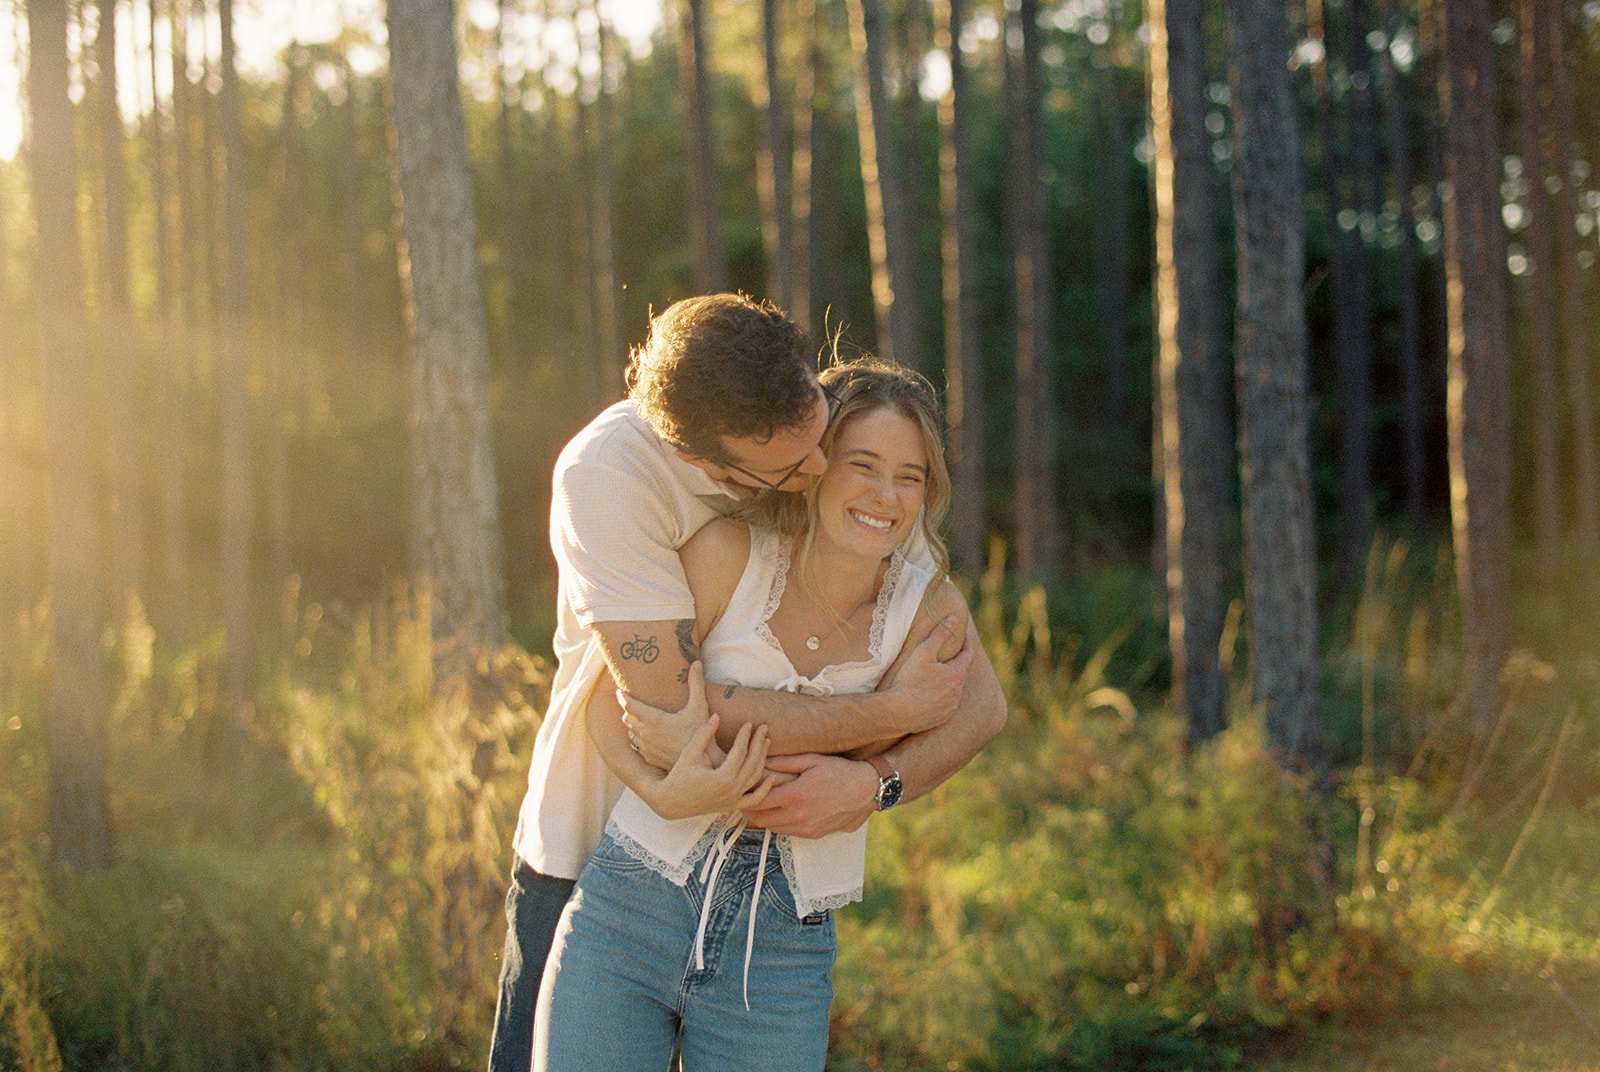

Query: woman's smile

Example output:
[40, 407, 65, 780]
[847, 508, 895, 531]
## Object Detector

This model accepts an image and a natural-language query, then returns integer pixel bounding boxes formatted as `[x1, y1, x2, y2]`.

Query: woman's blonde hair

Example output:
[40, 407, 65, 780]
[738, 357, 951, 605]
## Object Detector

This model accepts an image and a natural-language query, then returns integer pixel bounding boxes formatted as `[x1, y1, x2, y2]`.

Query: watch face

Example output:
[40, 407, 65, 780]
[878, 774, 904, 810]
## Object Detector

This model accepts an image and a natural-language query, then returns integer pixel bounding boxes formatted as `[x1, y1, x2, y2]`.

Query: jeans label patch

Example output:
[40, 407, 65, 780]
[802, 911, 830, 925]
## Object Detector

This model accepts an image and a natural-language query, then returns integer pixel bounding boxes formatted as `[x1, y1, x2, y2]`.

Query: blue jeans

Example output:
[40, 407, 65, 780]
[488, 858, 577, 1072]
[533, 829, 836, 1072]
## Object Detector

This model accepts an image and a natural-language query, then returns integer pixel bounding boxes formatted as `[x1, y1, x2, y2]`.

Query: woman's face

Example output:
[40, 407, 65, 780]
[813, 406, 930, 559]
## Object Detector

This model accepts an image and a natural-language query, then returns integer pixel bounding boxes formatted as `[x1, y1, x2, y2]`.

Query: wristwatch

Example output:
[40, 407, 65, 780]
[867, 755, 903, 811]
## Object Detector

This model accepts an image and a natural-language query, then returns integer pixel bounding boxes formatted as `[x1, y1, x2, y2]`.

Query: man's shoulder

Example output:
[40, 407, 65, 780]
[556, 401, 661, 471]
[554, 402, 691, 494]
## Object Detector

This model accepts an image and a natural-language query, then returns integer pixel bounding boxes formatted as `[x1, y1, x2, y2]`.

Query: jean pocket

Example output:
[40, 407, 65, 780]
[586, 832, 653, 876]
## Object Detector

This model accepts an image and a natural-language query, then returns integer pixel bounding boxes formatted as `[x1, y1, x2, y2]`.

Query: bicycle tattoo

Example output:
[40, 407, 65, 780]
[619, 635, 660, 663]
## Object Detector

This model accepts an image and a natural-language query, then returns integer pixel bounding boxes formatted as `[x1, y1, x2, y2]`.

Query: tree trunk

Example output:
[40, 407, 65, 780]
[0, 161, 9, 322]
[586, 0, 622, 399]
[218, 0, 254, 719]
[756, 0, 795, 312]
[1225, 0, 1325, 777]
[339, 61, 369, 358]
[847, 0, 925, 371]
[935, 0, 984, 577]
[1007, 0, 1059, 576]
[95, 0, 130, 318]
[387, 0, 510, 688]
[388, 6, 512, 1022]
[1150, 0, 1229, 749]
[1093, 3, 1132, 424]
[198, 0, 221, 348]
[28, 0, 116, 872]
[789, 0, 822, 337]
[171, 0, 200, 353]
[1520, 0, 1562, 573]
[94, 0, 143, 603]
[150, 0, 190, 623]
[572, 80, 604, 409]
[1377, 0, 1428, 535]
[679, 0, 726, 292]
[1547, 2, 1599, 553]
[1309, 0, 1376, 590]
[496, 0, 531, 365]
[1437, 0, 1511, 738]
[270, 49, 309, 586]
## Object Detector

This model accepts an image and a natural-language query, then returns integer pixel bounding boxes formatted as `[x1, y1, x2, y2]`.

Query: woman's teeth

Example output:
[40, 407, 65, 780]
[850, 509, 893, 531]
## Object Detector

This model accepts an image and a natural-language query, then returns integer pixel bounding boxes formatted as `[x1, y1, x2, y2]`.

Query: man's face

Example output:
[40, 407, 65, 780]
[682, 382, 834, 492]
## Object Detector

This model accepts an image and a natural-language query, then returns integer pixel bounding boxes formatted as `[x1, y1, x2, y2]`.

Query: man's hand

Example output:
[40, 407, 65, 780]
[741, 753, 879, 839]
[880, 617, 975, 735]
[646, 716, 777, 821]
[620, 661, 714, 769]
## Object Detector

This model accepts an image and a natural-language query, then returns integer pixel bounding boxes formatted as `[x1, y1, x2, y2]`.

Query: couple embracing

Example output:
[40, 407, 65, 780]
[489, 293, 1008, 1072]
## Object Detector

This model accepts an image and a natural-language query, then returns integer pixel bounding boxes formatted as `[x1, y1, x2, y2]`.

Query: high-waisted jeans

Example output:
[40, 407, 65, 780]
[532, 828, 836, 1072]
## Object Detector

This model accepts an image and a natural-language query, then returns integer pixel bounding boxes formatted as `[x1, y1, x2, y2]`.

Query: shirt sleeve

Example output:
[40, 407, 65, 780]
[551, 451, 697, 627]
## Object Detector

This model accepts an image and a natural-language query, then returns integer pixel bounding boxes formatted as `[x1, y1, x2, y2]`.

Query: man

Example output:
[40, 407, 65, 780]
[488, 294, 1006, 1072]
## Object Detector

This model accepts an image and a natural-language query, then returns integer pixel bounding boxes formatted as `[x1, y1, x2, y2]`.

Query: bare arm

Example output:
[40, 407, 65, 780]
[586, 662, 776, 820]
[741, 586, 1008, 838]
[597, 617, 969, 758]
[586, 516, 958, 761]
[879, 616, 1006, 805]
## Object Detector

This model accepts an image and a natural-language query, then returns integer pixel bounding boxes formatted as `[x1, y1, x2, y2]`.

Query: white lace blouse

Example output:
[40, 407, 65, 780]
[605, 524, 935, 919]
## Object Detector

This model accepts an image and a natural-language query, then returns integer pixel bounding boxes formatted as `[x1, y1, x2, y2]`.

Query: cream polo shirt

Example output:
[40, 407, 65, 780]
[512, 400, 743, 879]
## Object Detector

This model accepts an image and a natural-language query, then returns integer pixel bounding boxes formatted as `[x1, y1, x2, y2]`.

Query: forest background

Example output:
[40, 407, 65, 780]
[2, 0, 1599, 1069]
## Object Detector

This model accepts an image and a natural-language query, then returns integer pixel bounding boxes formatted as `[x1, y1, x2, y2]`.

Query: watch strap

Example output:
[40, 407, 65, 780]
[866, 754, 899, 783]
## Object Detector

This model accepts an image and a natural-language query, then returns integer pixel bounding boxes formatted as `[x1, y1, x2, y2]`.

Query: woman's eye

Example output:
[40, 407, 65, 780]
[851, 461, 875, 473]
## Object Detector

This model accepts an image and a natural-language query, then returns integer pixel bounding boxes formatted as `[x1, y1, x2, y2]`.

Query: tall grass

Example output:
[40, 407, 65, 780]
[1, 536, 1595, 1070]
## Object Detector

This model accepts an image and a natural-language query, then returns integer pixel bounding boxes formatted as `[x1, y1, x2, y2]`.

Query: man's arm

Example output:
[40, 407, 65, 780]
[740, 603, 1008, 838]
[595, 617, 972, 759]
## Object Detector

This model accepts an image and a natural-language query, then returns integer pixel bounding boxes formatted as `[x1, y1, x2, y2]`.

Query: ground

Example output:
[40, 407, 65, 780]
[1258, 958, 1600, 1071]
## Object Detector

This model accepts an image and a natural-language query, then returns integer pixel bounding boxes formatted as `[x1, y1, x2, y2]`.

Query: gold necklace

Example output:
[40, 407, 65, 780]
[803, 589, 877, 651]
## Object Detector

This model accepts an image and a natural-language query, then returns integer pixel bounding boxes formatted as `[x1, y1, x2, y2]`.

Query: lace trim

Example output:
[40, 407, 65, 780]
[866, 552, 905, 662]
[801, 887, 865, 915]
[757, 546, 906, 675]
[776, 833, 865, 918]
[753, 538, 792, 657]
[603, 817, 727, 887]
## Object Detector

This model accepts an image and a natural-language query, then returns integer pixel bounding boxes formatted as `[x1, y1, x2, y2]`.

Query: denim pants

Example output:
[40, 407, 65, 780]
[532, 829, 836, 1072]
[488, 858, 577, 1072]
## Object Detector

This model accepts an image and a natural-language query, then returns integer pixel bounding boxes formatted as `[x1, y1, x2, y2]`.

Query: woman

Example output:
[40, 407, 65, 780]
[532, 359, 968, 1071]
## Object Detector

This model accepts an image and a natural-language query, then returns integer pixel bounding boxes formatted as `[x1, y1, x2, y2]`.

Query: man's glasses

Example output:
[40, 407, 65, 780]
[723, 384, 843, 491]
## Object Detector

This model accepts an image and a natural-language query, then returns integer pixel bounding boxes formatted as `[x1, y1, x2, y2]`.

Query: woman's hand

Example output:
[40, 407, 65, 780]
[620, 661, 714, 769]
[644, 716, 777, 821]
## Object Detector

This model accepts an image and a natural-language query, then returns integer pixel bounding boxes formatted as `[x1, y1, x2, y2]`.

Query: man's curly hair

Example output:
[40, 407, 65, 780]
[626, 294, 818, 464]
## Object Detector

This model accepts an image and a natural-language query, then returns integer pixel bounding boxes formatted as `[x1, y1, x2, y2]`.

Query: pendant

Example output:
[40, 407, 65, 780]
[806, 635, 821, 651]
